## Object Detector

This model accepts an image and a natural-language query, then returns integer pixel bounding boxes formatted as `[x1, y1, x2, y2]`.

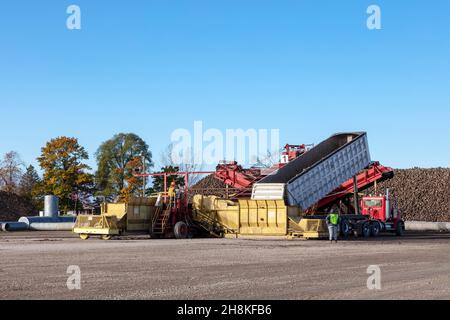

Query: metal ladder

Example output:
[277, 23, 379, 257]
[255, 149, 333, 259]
[193, 210, 238, 237]
[151, 204, 172, 237]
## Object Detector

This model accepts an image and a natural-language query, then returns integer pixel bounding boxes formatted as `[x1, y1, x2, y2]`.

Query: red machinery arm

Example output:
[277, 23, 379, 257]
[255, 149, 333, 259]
[214, 144, 311, 189]
[315, 162, 394, 210]
[214, 161, 263, 189]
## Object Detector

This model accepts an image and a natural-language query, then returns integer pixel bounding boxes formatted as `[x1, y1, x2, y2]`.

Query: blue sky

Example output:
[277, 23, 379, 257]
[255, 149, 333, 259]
[0, 0, 449, 172]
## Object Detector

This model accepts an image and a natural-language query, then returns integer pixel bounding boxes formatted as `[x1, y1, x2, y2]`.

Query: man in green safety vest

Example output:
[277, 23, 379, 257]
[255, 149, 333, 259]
[326, 209, 340, 243]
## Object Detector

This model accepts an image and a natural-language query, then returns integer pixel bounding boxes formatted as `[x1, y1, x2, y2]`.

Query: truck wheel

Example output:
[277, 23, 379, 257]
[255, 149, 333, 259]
[370, 223, 380, 237]
[174, 221, 189, 239]
[101, 235, 113, 241]
[396, 221, 405, 236]
[362, 223, 371, 238]
[340, 220, 350, 237]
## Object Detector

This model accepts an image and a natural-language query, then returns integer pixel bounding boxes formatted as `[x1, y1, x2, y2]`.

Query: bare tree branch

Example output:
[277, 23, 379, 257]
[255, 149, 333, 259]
[159, 144, 205, 186]
[0, 151, 24, 193]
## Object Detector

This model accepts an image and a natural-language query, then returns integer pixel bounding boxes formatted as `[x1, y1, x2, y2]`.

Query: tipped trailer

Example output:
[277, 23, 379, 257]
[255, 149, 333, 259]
[252, 132, 371, 209]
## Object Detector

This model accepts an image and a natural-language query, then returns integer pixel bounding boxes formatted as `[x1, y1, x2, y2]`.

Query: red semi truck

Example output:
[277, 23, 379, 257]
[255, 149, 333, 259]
[307, 189, 405, 238]
[355, 189, 405, 237]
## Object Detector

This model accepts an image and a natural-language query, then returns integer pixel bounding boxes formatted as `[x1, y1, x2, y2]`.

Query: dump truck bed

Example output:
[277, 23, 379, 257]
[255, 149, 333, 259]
[252, 132, 371, 209]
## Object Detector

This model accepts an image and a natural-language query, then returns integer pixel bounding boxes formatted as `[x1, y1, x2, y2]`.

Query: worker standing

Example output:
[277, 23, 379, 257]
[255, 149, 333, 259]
[168, 181, 176, 197]
[167, 181, 177, 206]
[326, 209, 340, 243]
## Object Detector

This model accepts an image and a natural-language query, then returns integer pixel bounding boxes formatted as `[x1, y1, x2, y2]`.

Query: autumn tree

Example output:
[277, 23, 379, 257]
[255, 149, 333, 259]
[0, 151, 24, 193]
[118, 156, 148, 201]
[37, 137, 94, 212]
[95, 133, 153, 201]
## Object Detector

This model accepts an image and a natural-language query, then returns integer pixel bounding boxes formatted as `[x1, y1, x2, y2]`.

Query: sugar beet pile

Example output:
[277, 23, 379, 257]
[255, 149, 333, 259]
[365, 168, 450, 222]
[191, 168, 450, 222]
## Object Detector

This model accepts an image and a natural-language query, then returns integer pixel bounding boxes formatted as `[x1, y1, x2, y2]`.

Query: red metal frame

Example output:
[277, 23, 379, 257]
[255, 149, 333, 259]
[134, 171, 214, 208]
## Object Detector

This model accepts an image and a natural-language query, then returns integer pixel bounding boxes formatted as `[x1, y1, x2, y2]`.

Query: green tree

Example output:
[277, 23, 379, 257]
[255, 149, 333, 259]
[19, 165, 41, 204]
[37, 137, 94, 212]
[19, 165, 40, 196]
[95, 133, 153, 200]
[18, 165, 43, 211]
[151, 165, 185, 193]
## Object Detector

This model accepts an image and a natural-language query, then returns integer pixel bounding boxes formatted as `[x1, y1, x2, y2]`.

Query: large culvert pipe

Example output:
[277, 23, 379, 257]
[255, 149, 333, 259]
[18, 216, 76, 224]
[17, 216, 77, 231]
[27, 222, 75, 231]
[1, 222, 29, 232]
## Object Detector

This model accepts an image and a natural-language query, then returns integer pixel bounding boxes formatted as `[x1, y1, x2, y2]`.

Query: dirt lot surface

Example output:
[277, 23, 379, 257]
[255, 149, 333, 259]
[1, 231, 450, 300]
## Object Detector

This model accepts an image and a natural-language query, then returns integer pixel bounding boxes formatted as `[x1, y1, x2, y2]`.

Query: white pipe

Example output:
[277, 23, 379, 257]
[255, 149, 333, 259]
[28, 222, 75, 231]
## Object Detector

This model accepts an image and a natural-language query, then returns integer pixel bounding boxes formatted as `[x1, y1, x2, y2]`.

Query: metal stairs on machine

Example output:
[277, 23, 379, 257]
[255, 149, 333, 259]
[151, 205, 172, 237]
[193, 209, 238, 237]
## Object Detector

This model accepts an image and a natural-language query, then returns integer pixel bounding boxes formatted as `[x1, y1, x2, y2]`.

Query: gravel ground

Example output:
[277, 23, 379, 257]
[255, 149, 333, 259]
[1, 231, 450, 300]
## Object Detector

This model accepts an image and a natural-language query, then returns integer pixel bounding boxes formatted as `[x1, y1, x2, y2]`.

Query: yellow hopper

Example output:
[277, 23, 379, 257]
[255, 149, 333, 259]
[73, 215, 120, 240]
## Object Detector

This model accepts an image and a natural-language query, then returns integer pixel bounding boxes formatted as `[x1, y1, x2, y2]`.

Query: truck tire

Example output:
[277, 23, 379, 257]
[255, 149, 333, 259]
[370, 223, 381, 237]
[396, 221, 405, 236]
[340, 220, 351, 237]
[362, 223, 371, 238]
[174, 221, 189, 239]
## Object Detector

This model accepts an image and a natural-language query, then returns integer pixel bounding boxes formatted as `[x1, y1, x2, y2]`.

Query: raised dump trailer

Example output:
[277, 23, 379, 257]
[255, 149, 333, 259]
[252, 132, 371, 210]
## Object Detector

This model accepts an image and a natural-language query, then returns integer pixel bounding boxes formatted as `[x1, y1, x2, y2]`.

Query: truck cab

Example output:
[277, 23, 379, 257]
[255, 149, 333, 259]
[360, 190, 404, 235]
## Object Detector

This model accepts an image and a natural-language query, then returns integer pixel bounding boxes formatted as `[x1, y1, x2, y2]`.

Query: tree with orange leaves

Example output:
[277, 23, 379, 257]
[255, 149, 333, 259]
[119, 156, 146, 201]
[36, 136, 94, 212]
